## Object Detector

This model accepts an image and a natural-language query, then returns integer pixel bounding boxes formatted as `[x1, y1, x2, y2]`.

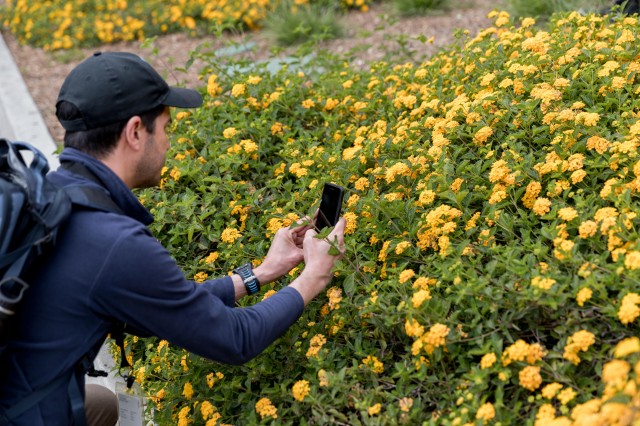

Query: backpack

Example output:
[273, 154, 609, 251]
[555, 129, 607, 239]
[0, 139, 122, 336]
[0, 139, 126, 426]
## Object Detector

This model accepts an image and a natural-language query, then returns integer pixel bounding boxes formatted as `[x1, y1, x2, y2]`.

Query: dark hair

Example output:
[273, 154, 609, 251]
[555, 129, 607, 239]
[57, 101, 166, 158]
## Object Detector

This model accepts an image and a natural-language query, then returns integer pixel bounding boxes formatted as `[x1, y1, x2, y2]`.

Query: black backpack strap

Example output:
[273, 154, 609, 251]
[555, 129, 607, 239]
[64, 186, 123, 215]
[59, 162, 123, 215]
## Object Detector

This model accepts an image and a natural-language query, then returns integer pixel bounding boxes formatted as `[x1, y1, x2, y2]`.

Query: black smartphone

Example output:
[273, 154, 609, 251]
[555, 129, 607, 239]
[316, 183, 345, 230]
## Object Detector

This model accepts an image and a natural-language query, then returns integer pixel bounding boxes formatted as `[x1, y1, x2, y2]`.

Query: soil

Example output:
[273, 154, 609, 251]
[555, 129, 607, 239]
[1, 0, 495, 143]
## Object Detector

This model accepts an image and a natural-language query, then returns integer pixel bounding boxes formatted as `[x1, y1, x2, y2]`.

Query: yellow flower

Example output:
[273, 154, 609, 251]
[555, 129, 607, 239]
[240, 139, 258, 153]
[558, 207, 578, 221]
[178, 406, 190, 425]
[231, 83, 245, 97]
[181, 355, 188, 371]
[578, 221, 597, 238]
[624, 250, 640, 270]
[169, 167, 181, 181]
[183, 382, 194, 400]
[246, 75, 262, 85]
[614, 337, 640, 358]
[563, 330, 595, 365]
[531, 276, 556, 291]
[318, 369, 329, 387]
[343, 211, 357, 234]
[602, 359, 630, 384]
[405, 319, 424, 338]
[557, 388, 576, 405]
[480, 352, 497, 369]
[395, 241, 411, 254]
[536, 404, 555, 422]
[532, 198, 551, 216]
[399, 269, 415, 283]
[292, 380, 310, 401]
[175, 111, 190, 121]
[570, 169, 586, 184]
[362, 355, 384, 374]
[207, 74, 221, 96]
[618, 293, 640, 324]
[412, 289, 431, 308]
[519, 366, 542, 391]
[503, 340, 547, 366]
[220, 228, 241, 244]
[200, 401, 216, 420]
[302, 99, 315, 109]
[474, 126, 493, 144]
[262, 289, 277, 300]
[255, 398, 278, 419]
[204, 252, 219, 264]
[417, 189, 436, 206]
[399, 397, 413, 412]
[327, 287, 342, 310]
[368, 403, 382, 416]
[586, 135, 610, 154]
[422, 323, 450, 352]
[576, 112, 600, 127]
[306, 334, 327, 358]
[476, 402, 495, 421]
[193, 272, 208, 283]
[576, 288, 592, 307]
[355, 177, 369, 191]
[222, 127, 237, 139]
[541, 382, 563, 399]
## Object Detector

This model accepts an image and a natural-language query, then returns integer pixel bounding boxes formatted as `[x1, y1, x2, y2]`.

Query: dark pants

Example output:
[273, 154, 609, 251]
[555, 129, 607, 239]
[85, 384, 118, 426]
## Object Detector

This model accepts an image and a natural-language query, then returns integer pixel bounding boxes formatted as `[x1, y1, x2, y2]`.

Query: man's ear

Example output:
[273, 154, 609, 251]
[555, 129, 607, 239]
[122, 115, 144, 151]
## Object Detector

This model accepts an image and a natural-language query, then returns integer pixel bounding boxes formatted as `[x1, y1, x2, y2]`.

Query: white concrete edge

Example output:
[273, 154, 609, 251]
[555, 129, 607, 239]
[0, 33, 59, 169]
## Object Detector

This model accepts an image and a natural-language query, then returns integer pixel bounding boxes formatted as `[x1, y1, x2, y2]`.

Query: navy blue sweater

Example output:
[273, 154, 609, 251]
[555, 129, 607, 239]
[0, 148, 304, 425]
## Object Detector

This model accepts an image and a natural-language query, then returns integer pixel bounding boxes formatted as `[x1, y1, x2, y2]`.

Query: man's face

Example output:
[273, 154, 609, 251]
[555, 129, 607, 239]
[135, 107, 172, 188]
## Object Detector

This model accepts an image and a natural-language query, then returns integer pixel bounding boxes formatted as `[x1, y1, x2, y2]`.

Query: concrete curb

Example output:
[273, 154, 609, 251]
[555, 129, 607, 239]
[0, 33, 59, 168]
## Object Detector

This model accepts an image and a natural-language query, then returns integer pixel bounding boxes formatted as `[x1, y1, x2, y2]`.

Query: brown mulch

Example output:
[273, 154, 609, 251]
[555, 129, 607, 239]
[2, 0, 494, 144]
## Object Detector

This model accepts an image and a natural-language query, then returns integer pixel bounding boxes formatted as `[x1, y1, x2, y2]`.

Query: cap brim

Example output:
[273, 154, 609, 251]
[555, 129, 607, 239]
[164, 87, 203, 108]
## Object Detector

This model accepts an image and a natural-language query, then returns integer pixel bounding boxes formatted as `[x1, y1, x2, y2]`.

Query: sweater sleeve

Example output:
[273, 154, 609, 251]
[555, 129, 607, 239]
[89, 222, 305, 364]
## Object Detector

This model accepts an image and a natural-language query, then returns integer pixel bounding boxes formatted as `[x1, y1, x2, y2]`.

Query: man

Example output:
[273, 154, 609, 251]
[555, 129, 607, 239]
[0, 51, 345, 425]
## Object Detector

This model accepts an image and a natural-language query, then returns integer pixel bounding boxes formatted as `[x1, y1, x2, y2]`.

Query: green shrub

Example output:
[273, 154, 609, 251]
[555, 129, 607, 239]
[263, 1, 344, 46]
[0, 0, 369, 51]
[393, 0, 450, 16]
[125, 8, 640, 426]
[503, 0, 609, 20]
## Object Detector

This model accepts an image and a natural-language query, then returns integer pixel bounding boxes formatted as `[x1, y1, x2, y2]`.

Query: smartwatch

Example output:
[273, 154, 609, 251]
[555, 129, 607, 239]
[234, 262, 260, 295]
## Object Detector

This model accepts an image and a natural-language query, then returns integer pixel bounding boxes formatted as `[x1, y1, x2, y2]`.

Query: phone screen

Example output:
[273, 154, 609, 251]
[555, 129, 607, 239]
[317, 183, 344, 230]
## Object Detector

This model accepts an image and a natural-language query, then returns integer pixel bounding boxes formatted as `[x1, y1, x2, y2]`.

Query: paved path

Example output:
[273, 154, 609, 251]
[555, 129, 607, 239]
[0, 32, 121, 393]
[0, 33, 59, 168]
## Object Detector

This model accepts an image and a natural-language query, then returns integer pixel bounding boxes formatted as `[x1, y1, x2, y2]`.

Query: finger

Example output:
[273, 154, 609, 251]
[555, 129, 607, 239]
[292, 215, 312, 228]
[329, 217, 346, 241]
[304, 227, 317, 241]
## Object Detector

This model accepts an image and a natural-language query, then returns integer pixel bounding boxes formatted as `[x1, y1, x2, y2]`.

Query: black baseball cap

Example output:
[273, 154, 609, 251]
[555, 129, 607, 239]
[56, 51, 203, 131]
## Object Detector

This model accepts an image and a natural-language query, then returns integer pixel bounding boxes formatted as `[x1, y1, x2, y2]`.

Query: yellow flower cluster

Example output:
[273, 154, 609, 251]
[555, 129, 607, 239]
[255, 397, 277, 419]
[410, 323, 450, 356]
[618, 293, 640, 325]
[306, 334, 327, 359]
[502, 340, 546, 366]
[536, 336, 640, 425]
[563, 330, 596, 365]
[361, 355, 384, 374]
[416, 205, 463, 256]
[220, 227, 241, 244]
[292, 380, 310, 401]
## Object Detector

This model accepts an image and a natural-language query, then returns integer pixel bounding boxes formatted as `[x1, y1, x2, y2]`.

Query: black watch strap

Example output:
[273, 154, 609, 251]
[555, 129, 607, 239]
[234, 262, 260, 295]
